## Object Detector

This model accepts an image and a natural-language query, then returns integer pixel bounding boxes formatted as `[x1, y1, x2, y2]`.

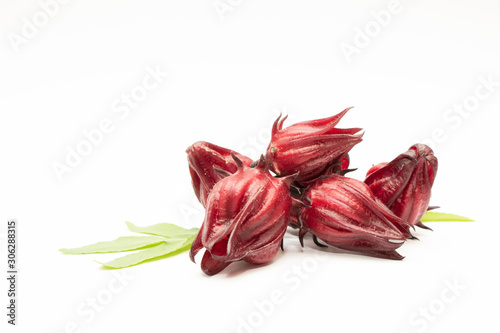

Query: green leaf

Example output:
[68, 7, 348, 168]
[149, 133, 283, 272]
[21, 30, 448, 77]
[60, 221, 200, 269]
[421, 211, 474, 222]
[97, 235, 196, 269]
[126, 221, 199, 238]
[59, 236, 166, 254]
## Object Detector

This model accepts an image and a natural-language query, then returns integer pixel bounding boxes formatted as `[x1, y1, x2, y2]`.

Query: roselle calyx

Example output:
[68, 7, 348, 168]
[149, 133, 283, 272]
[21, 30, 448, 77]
[364, 144, 438, 229]
[298, 174, 413, 260]
[186, 141, 253, 207]
[265, 108, 363, 185]
[189, 155, 294, 275]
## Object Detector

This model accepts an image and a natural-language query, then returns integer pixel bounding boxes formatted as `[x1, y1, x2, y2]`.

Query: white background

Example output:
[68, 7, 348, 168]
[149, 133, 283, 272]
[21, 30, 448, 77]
[1, 0, 499, 332]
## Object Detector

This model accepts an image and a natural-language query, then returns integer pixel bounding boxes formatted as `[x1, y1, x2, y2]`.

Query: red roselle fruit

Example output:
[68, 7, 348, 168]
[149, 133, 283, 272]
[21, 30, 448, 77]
[298, 174, 414, 260]
[265, 108, 363, 186]
[190, 155, 295, 275]
[186, 141, 253, 207]
[364, 144, 438, 229]
[328, 154, 352, 176]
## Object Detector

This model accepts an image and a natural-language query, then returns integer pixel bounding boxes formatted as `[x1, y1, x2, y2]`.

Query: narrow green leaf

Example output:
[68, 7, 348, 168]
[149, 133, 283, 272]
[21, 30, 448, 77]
[59, 236, 166, 254]
[421, 211, 474, 222]
[97, 235, 196, 269]
[126, 221, 199, 238]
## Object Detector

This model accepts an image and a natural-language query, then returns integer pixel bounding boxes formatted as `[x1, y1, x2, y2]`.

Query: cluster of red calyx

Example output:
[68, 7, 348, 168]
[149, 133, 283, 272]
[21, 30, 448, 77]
[186, 108, 438, 275]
